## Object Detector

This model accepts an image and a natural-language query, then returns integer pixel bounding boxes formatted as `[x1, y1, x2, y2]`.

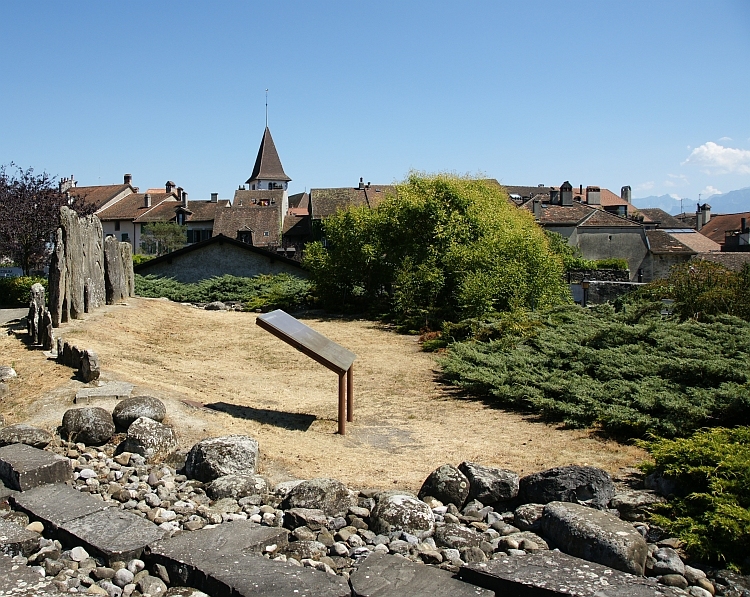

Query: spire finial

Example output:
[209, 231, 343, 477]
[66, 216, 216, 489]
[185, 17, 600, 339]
[265, 89, 268, 128]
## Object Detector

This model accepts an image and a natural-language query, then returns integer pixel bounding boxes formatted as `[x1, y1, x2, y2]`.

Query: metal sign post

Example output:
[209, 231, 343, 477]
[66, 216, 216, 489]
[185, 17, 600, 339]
[256, 310, 356, 435]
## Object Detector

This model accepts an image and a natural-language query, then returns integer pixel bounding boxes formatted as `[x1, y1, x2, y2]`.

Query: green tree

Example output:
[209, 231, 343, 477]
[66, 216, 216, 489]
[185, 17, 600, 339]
[304, 173, 569, 328]
[140, 222, 187, 256]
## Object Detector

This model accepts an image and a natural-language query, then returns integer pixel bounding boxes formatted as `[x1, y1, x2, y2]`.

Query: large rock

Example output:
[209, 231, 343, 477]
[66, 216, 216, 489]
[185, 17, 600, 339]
[610, 489, 666, 522]
[0, 366, 17, 382]
[206, 474, 268, 500]
[112, 396, 166, 429]
[104, 235, 127, 304]
[418, 464, 470, 508]
[370, 494, 435, 539]
[283, 478, 355, 518]
[0, 443, 72, 490]
[60, 407, 115, 446]
[519, 465, 615, 509]
[79, 349, 100, 383]
[184, 435, 260, 482]
[0, 424, 53, 449]
[540, 501, 648, 575]
[433, 523, 483, 550]
[458, 461, 519, 505]
[116, 417, 177, 461]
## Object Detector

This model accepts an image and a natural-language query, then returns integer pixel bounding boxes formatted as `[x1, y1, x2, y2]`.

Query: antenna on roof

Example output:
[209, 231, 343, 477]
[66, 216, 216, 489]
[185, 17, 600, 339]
[265, 89, 268, 128]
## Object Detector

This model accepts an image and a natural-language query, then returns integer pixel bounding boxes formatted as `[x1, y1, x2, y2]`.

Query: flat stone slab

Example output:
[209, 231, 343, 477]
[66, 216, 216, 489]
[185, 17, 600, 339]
[460, 550, 685, 596]
[0, 518, 40, 557]
[148, 520, 346, 597]
[0, 553, 60, 596]
[11, 483, 110, 530]
[0, 444, 72, 490]
[58, 507, 166, 565]
[74, 381, 134, 403]
[350, 552, 493, 597]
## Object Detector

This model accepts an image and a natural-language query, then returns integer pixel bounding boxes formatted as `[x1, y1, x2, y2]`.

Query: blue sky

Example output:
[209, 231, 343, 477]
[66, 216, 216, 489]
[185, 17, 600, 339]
[1, 1, 749, 208]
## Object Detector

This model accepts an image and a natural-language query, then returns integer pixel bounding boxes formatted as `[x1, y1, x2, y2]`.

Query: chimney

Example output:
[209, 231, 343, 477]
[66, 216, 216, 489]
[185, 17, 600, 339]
[211, 192, 218, 203]
[741, 218, 747, 233]
[586, 186, 601, 206]
[621, 185, 631, 203]
[144, 193, 152, 208]
[358, 177, 365, 190]
[166, 181, 175, 194]
[182, 191, 188, 208]
[550, 189, 560, 204]
[579, 184, 583, 194]
[560, 181, 573, 206]
[124, 173, 132, 185]
[532, 198, 542, 218]
[176, 186, 183, 199]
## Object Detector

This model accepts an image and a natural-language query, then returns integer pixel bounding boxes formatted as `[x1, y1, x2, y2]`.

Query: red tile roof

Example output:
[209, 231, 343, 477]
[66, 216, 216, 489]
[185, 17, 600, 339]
[68, 184, 134, 211]
[97, 192, 176, 221]
[698, 212, 750, 245]
[213, 205, 281, 247]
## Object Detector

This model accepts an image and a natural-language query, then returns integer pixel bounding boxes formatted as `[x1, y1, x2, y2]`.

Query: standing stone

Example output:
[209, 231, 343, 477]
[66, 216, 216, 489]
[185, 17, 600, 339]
[119, 241, 134, 298]
[27, 283, 46, 344]
[519, 465, 615, 510]
[61, 407, 115, 446]
[40, 310, 54, 351]
[184, 435, 260, 482]
[419, 464, 471, 508]
[104, 235, 127, 305]
[458, 461, 520, 505]
[60, 206, 85, 319]
[79, 350, 100, 383]
[540, 501, 649, 575]
[81, 213, 106, 311]
[48, 226, 67, 327]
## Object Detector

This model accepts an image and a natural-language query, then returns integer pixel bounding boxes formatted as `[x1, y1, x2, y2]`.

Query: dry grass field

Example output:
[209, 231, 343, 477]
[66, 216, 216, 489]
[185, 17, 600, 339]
[0, 298, 646, 492]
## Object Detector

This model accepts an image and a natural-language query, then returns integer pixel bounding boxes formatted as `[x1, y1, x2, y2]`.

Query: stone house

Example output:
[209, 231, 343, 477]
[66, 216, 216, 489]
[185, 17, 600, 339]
[644, 229, 721, 280]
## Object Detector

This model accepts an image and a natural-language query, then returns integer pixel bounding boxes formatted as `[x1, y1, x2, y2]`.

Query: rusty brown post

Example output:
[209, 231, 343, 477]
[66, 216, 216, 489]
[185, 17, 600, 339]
[338, 372, 347, 435]
[346, 365, 354, 422]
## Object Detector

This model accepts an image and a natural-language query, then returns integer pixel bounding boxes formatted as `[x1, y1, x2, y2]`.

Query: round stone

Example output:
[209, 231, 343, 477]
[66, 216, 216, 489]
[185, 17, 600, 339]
[61, 407, 115, 446]
[112, 396, 166, 430]
[185, 435, 259, 482]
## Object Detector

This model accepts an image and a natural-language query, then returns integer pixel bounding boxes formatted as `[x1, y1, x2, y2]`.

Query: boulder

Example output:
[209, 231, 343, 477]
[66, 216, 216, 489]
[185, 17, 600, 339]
[184, 435, 260, 482]
[60, 407, 115, 446]
[116, 417, 177, 461]
[458, 461, 519, 505]
[433, 523, 483, 549]
[370, 494, 435, 539]
[112, 396, 166, 430]
[541, 501, 648, 575]
[283, 478, 355, 518]
[651, 547, 686, 577]
[514, 503, 545, 532]
[0, 366, 17, 382]
[206, 474, 268, 500]
[204, 302, 227, 311]
[283, 508, 329, 531]
[418, 464, 470, 508]
[79, 349, 100, 383]
[104, 235, 128, 304]
[519, 465, 615, 509]
[0, 424, 53, 449]
[610, 489, 666, 522]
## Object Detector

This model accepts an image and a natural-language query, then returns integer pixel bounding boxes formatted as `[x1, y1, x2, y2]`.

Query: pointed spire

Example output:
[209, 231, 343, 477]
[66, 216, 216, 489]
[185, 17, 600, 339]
[246, 127, 291, 185]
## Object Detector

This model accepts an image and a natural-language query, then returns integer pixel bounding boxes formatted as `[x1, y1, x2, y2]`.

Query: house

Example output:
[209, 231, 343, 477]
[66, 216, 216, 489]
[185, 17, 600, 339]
[635, 208, 691, 230]
[132, 234, 306, 283]
[63, 174, 137, 212]
[644, 229, 721, 279]
[698, 211, 750, 252]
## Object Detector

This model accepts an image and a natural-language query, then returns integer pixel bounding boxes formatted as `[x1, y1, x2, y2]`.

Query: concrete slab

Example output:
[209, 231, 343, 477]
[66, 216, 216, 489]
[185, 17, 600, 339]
[0, 553, 60, 596]
[58, 507, 166, 565]
[11, 483, 110, 531]
[460, 550, 684, 596]
[147, 521, 288, 586]
[0, 518, 40, 557]
[74, 381, 134, 403]
[350, 552, 493, 597]
[0, 444, 72, 490]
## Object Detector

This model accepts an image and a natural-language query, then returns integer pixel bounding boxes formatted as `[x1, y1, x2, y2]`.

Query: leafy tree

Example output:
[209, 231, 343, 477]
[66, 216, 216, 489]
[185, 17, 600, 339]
[140, 222, 187, 256]
[0, 164, 94, 275]
[304, 173, 569, 329]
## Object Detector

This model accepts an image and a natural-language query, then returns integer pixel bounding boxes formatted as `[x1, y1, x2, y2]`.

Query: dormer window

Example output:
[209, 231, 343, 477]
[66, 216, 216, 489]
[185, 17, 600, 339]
[176, 213, 185, 225]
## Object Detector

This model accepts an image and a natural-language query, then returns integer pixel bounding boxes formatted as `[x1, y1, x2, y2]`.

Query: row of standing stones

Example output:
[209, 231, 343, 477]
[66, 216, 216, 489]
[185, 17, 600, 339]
[0, 385, 748, 596]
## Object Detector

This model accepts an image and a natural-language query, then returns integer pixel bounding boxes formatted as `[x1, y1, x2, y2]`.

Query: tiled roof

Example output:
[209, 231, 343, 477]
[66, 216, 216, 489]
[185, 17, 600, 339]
[97, 192, 175, 221]
[213, 204, 281, 247]
[599, 188, 629, 207]
[579, 209, 640, 227]
[246, 127, 291, 184]
[68, 184, 133, 211]
[186, 200, 231, 223]
[637, 208, 690, 229]
[310, 185, 397, 220]
[646, 230, 695, 254]
[288, 192, 309, 210]
[233, 189, 285, 207]
[521, 201, 592, 226]
[134, 199, 181, 223]
[693, 252, 750, 272]
[699, 212, 750, 244]
[668, 230, 721, 253]
[503, 185, 552, 200]
[282, 213, 311, 236]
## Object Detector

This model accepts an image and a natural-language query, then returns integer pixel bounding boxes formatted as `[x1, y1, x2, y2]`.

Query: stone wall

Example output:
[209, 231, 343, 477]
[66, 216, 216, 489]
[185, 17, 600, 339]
[49, 207, 134, 327]
[568, 269, 631, 283]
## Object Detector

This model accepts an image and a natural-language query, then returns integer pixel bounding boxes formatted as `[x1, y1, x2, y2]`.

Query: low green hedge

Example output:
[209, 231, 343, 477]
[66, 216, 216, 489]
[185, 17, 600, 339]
[0, 276, 47, 306]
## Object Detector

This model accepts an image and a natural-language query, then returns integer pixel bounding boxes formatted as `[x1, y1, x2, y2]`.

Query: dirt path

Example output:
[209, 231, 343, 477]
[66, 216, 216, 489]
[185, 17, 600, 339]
[0, 298, 645, 492]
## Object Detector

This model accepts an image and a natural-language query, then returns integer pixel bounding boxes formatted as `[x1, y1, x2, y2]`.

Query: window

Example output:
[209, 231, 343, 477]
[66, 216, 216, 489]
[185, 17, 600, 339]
[115, 221, 120, 231]
[121, 233, 129, 242]
[263, 231, 269, 236]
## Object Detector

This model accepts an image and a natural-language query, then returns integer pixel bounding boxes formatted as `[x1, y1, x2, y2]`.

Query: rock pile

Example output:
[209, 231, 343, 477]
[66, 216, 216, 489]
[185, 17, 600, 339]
[0, 399, 747, 596]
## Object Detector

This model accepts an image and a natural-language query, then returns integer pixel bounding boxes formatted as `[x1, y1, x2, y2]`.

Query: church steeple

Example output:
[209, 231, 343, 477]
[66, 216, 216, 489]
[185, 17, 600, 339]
[246, 127, 291, 190]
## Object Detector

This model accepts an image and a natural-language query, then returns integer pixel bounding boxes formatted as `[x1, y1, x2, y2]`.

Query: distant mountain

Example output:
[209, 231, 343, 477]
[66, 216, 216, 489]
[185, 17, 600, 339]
[635, 187, 750, 215]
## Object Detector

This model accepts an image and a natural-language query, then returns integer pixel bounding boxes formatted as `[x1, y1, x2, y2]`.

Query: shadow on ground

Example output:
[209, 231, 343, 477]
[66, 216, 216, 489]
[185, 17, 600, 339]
[203, 401, 316, 432]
